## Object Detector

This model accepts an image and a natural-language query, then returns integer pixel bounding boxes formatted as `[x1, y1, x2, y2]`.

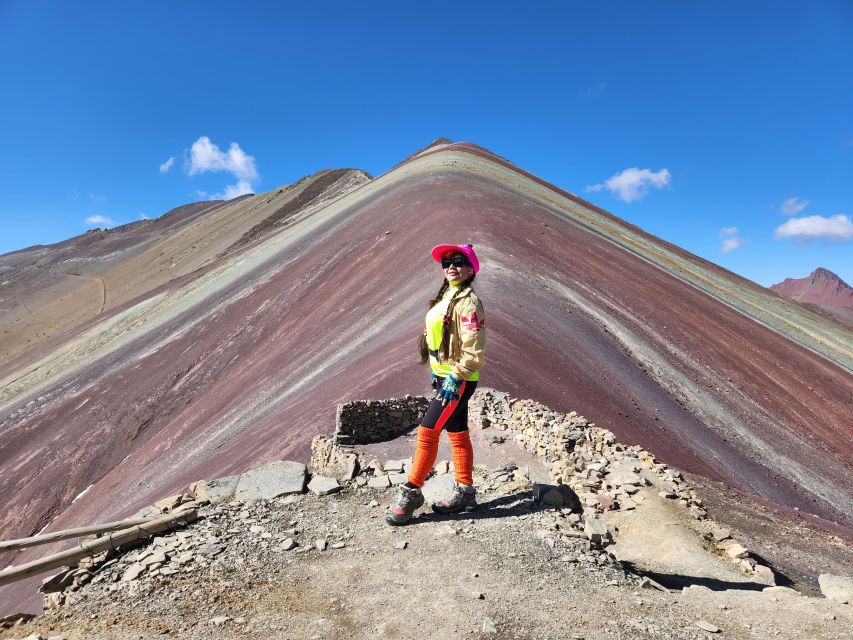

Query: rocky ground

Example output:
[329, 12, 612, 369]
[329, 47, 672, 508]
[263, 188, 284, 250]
[1, 463, 850, 640]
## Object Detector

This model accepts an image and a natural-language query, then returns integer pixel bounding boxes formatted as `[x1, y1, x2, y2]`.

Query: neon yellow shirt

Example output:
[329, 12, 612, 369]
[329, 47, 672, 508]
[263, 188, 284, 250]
[425, 285, 479, 381]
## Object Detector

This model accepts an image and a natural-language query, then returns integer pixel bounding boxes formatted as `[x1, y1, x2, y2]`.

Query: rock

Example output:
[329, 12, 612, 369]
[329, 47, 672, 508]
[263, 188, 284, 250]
[280, 538, 297, 551]
[366, 459, 384, 474]
[395, 540, 408, 550]
[330, 542, 346, 549]
[535, 484, 581, 511]
[121, 563, 144, 582]
[190, 475, 240, 504]
[308, 475, 341, 496]
[711, 526, 731, 542]
[342, 456, 360, 481]
[367, 475, 391, 489]
[315, 539, 328, 551]
[639, 577, 668, 592]
[422, 474, 456, 504]
[583, 518, 613, 546]
[388, 473, 408, 485]
[234, 460, 307, 500]
[482, 617, 497, 634]
[610, 472, 642, 486]
[818, 574, 853, 602]
[694, 620, 720, 633]
[752, 564, 776, 586]
[473, 592, 485, 600]
[723, 542, 748, 559]
[141, 551, 167, 567]
[153, 494, 185, 512]
[484, 433, 505, 445]
[383, 459, 406, 473]
[209, 615, 230, 626]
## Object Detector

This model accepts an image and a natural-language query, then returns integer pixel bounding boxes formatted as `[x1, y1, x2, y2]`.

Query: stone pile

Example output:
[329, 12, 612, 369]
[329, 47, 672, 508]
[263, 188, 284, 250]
[468, 388, 775, 583]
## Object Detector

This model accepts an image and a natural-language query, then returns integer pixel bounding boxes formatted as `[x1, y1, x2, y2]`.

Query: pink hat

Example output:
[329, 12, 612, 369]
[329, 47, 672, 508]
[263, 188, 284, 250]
[431, 243, 480, 273]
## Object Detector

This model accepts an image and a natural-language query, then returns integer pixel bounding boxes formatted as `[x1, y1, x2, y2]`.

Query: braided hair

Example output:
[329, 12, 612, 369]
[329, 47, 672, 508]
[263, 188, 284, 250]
[417, 273, 477, 363]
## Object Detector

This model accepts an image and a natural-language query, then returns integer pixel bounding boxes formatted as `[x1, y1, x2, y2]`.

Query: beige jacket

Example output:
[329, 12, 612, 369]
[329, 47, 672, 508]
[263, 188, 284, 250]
[439, 285, 486, 381]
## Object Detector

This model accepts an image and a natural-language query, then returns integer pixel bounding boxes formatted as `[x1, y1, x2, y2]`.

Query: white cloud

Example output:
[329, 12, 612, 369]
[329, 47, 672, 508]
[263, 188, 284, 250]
[780, 196, 809, 216]
[88, 192, 106, 202]
[774, 214, 853, 243]
[184, 136, 259, 200]
[67, 189, 79, 200]
[139, 214, 150, 220]
[212, 180, 253, 200]
[720, 226, 747, 253]
[722, 236, 746, 253]
[586, 167, 671, 203]
[85, 215, 116, 227]
[159, 156, 176, 173]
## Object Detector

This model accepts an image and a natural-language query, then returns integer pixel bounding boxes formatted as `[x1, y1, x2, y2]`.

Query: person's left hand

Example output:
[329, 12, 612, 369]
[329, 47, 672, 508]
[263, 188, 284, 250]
[436, 375, 461, 406]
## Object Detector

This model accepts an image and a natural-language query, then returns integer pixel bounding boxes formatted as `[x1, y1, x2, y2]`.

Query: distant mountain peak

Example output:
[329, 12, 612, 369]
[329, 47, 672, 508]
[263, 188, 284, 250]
[771, 267, 853, 326]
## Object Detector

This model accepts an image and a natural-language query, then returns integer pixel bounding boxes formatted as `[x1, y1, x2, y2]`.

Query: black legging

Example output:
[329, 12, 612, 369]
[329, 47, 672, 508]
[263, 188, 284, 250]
[420, 376, 478, 432]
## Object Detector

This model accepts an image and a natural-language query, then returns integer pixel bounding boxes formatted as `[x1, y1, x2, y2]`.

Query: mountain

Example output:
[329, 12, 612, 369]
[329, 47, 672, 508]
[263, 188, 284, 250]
[1, 140, 851, 614]
[771, 268, 853, 326]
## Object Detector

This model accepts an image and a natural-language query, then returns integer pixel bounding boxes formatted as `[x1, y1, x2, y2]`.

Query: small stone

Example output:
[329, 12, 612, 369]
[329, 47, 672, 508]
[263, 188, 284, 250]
[383, 460, 406, 473]
[121, 563, 144, 582]
[724, 542, 748, 559]
[308, 475, 341, 496]
[482, 617, 497, 634]
[395, 540, 408, 550]
[583, 517, 613, 546]
[281, 538, 298, 551]
[331, 542, 346, 549]
[315, 539, 328, 551]
[368, 500, 379, 507]
[711, 526, 731, 542]
[388, 473, 408, 486]
[473, 592, 485, 600]
[694, 620, 720, 633]
[367, 475, 391, 489]
[752, 564, 776, 586]
[209, 615, 230, 626]
[153, 494, 184, 512]
[639, 577, 668, 592]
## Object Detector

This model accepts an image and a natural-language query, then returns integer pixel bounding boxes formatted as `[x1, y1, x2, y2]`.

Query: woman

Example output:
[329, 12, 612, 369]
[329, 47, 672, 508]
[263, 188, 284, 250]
[386, 243, 486, 526]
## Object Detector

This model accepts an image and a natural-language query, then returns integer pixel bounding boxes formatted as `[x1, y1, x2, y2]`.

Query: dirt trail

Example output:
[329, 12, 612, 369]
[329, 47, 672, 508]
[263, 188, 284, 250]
[2, 469, 849, 640]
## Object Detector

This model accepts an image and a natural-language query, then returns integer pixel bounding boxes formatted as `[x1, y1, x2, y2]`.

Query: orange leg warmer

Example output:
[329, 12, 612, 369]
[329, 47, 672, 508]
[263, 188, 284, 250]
[447, 430, 474, 486]
[407, 426, 441, 487]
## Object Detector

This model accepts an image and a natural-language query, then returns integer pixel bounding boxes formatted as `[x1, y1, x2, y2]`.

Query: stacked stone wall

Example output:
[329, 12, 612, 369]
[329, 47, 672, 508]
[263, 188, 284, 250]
[310, 395, 429, 476]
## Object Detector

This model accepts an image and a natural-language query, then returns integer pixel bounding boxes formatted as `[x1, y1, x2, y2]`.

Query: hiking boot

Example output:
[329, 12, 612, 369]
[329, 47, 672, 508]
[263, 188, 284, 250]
[431, 483, 477, 514]
[385, 484, 425, 526]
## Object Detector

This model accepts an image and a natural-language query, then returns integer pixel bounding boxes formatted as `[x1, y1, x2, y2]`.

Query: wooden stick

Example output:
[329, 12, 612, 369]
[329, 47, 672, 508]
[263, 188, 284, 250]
[0, 516, 161, 553]
[0, 509, 197, 587]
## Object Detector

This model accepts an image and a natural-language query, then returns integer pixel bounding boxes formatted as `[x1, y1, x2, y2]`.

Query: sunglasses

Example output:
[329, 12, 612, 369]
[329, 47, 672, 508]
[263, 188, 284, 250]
[441, 256, 470, 269]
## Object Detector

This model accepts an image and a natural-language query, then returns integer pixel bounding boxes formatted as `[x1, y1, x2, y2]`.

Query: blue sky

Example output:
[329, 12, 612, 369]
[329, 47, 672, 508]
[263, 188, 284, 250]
[1, 1, 851, 287]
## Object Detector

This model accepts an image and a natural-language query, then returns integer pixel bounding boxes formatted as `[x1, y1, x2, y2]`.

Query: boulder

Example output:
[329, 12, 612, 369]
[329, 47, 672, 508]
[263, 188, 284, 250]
[818, 574, 853, 602]
[190, 475, 240, 504]
[234, 461, 307, 501]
